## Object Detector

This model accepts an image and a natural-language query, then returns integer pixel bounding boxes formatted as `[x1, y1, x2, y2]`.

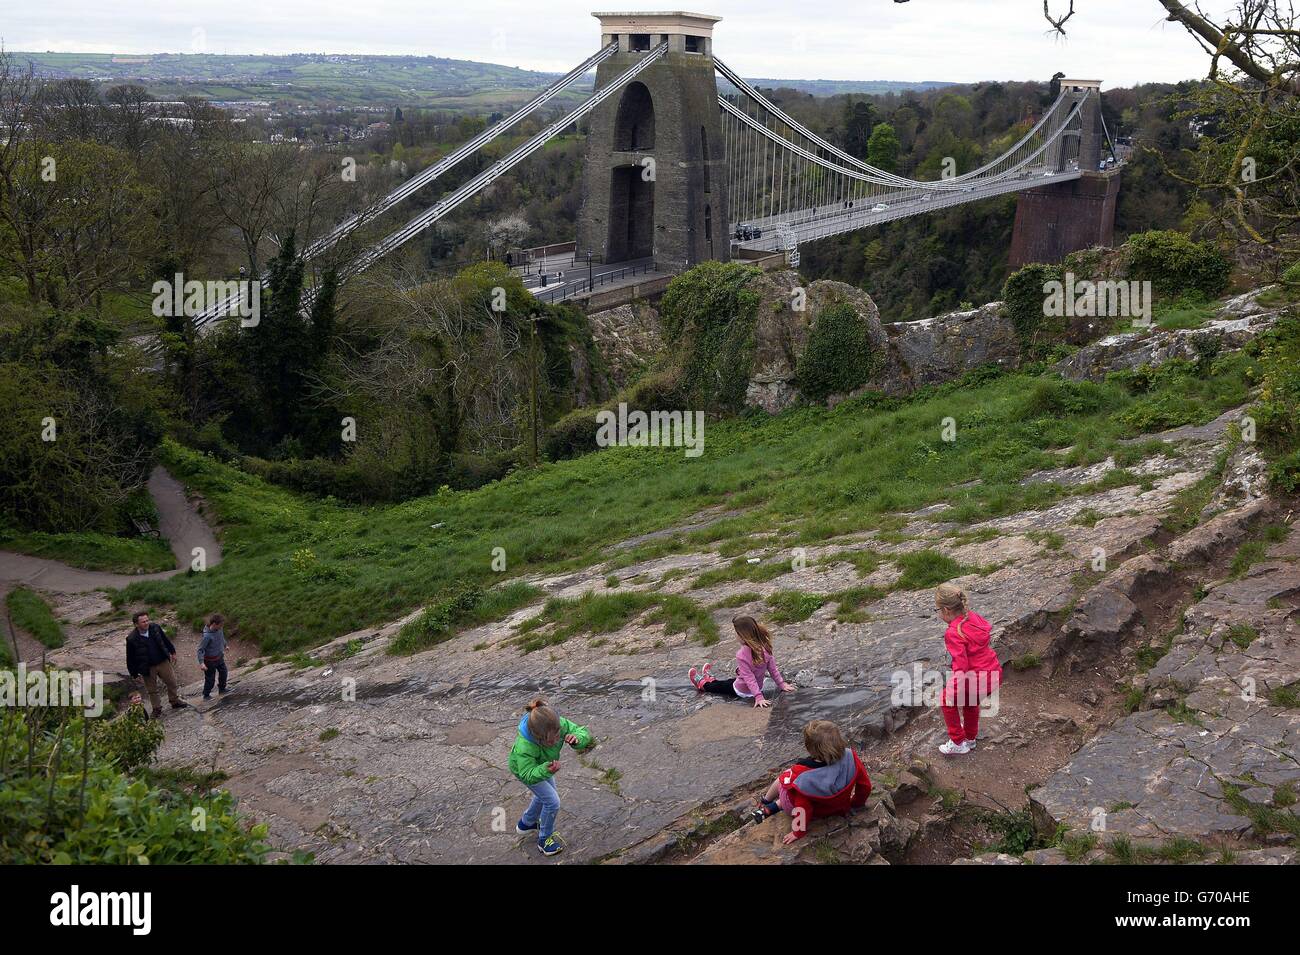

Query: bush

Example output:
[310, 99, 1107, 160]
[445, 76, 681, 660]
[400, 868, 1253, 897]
[90, 703, 164, 773]
[1252, 317, 1300, 490]
[1122, 230, 1230, 299]
[1001, 263, 1064, 357]
[658, 261, 763, 413]
[0, 706, 269, 864]
[796, 302, 879, 402]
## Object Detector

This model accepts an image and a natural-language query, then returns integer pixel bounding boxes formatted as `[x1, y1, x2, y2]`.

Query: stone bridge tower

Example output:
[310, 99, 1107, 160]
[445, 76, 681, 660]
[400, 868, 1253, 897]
[577, 11, 729, 273]
[1009, 78, 1121, 267]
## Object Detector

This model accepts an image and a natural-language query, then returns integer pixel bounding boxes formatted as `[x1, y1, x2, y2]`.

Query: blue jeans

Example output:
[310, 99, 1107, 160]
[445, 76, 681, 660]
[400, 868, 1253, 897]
[520, 779, 561, 839]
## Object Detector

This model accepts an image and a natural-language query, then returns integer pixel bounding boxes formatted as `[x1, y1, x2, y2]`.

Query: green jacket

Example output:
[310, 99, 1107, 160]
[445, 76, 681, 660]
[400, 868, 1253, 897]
[508, 713, 592, 785]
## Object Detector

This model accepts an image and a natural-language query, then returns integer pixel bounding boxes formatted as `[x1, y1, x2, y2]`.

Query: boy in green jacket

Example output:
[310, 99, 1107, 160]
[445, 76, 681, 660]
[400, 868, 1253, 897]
[509, 697, 592, 857]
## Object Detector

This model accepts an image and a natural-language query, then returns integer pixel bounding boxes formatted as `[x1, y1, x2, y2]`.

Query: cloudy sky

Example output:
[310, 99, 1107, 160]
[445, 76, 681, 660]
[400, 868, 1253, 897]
[9, 0, 1232, 86]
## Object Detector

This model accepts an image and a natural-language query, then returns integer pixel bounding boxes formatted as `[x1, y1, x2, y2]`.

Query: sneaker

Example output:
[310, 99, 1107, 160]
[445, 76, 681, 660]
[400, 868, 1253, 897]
[966, 738, 977, 749]
[218, 687, 229, 695]
[515, 818, 539, 834]
[150, 710, 162, 720]
[171, 700, 189, 709]
[202, 694, 211, 701]
[688, 666, 703, 689]
[939, 740, 972, 756]
[748, 808, 767, 825]
[702, 662, 713, 678]
[537, 834, 565, 856]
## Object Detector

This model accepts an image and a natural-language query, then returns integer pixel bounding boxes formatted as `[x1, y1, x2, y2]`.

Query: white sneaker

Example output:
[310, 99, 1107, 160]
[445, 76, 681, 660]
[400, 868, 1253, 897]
[939, 740, 972, 756]
[966, 738, 977, 749]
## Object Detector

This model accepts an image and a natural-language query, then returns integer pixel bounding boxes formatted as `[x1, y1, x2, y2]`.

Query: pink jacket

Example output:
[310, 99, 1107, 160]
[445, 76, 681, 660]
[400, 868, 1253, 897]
[944, 612, 1002, 674]
[733, 646, 786, 703]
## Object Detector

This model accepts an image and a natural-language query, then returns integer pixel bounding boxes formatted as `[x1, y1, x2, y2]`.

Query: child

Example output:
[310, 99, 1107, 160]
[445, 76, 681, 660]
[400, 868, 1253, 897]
[688, 615, 796, 708]
[934, 583, 1002, 756]
[508, 698, 592, 857]
[197, 613, 229, 700]
[750, 719, 871, 844]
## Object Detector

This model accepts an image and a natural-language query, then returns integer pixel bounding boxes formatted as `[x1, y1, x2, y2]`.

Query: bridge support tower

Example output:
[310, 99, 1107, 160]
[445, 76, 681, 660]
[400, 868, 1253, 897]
[577, 11, 729, 273]
[1009, 78, 1120, 268]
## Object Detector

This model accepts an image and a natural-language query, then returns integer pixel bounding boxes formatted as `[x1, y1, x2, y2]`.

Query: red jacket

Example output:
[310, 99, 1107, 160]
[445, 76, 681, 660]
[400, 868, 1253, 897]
[944, 611, 1001, 674]
[780, 748, 872, 839]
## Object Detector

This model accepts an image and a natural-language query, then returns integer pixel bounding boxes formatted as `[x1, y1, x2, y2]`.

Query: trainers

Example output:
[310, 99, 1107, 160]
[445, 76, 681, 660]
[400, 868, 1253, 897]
[150, 710, 162, 720]
[537, 834, 565, 856]
[203, 694, 211, 701]
[966, 738, 977, 749]
[688, 666, 703, 689]
[939, 740, 972, 756]
[171, 700, 189, 709]
[515, 818, 539, 834]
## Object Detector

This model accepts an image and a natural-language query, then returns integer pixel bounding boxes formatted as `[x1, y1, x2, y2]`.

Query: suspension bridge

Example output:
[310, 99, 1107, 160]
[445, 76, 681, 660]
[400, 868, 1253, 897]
[191, 10, 1121, 330]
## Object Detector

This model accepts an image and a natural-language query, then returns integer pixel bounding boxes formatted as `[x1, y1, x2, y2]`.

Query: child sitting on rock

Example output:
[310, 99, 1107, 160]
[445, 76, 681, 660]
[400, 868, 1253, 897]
[750, 719, 872, 844]
[688, 615, 796, 708]
[508, 697, 592, 858]
[934, 582, 1002, 756]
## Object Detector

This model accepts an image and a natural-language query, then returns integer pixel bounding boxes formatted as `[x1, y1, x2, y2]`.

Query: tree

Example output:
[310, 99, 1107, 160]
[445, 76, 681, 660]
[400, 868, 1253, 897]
[867, 122, 902, 173]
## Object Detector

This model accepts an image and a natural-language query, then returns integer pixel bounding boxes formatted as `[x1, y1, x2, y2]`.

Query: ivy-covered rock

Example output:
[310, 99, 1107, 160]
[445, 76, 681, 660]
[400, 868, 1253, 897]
[796, 302, 881, 403]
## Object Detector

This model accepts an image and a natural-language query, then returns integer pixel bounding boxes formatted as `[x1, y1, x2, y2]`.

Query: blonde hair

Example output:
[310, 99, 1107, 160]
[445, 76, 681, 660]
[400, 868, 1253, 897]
[732, 615, 773, 663]
[525, 698, 560, 745]
[935, 583, 968, 615]
[803, 720, 847, 764]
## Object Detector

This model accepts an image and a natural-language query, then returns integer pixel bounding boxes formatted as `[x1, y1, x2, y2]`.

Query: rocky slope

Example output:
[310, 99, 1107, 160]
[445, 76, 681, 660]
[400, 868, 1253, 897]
[21, 280, 1298, 866]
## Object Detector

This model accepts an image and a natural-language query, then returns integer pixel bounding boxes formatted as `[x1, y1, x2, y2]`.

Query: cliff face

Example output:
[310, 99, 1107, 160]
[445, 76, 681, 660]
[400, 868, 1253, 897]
[584, 270, 1019, 413]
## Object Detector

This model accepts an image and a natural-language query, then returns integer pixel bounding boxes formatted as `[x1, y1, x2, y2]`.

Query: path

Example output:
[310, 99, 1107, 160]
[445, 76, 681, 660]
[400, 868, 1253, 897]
[0, 465, 222, 664]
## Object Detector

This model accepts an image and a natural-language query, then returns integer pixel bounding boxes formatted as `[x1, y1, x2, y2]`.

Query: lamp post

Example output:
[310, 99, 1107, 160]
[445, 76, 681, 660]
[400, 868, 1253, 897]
[587, 250, 593, 292]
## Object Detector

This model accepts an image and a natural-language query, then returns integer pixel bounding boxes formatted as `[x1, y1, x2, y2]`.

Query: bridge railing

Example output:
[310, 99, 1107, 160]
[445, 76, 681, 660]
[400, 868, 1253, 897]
[529, 261, 658, 305]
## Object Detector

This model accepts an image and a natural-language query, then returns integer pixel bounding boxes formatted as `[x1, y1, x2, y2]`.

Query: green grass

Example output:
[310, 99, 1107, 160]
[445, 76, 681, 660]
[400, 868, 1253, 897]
[5, 587, 65, 649]
[116, 347, 1261, 654]
[766, 590, 826, 623]
[0, 527, 175, 573]
[645, 594, 721, 646]
[389, 581, 542, 655]
[893, 549, 977, 591]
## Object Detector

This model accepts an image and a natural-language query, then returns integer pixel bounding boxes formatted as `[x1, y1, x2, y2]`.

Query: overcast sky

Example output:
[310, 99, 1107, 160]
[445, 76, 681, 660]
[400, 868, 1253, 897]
[8, 0, 1232, 87]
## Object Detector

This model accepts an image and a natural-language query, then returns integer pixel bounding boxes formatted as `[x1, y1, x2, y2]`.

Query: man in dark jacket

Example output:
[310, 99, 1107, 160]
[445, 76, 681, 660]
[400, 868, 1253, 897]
[126, 611, 188, 718]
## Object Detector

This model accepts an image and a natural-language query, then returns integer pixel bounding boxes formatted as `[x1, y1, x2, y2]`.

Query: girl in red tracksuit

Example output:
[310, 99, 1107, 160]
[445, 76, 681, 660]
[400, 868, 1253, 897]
[935, 582, 1002, 755]
[749, 719, 872, 845]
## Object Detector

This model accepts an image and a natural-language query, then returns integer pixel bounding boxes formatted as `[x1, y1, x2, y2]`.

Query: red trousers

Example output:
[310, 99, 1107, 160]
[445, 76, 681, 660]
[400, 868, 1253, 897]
[941, 670, 1000, 744]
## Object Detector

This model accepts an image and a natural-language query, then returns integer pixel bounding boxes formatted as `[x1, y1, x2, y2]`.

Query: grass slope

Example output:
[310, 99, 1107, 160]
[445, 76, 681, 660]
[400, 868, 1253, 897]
[116, 342, 1260, 654]
[5, 587, 65, 649]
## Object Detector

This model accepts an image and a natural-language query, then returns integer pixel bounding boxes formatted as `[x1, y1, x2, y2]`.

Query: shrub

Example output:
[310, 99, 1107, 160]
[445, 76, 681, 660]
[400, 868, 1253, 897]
[796, 302, 879, 402]
[1122, 230, 1230, 299]
[1001, 263, 1064, 356]
[90, 703, 165, 773]
[658, 261, 763, 413]
[0, 706, 269, 864]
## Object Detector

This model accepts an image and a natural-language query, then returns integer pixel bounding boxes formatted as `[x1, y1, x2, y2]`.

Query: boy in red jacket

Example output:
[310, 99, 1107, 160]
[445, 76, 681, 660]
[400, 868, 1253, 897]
[935, 583, 1003, 755]
[750, 720, 872, 844]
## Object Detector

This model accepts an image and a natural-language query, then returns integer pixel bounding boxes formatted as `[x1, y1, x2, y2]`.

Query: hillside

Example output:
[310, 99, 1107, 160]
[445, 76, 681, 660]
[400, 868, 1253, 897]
[14, 258, 1298, 863]
[12, 50, 952, 109]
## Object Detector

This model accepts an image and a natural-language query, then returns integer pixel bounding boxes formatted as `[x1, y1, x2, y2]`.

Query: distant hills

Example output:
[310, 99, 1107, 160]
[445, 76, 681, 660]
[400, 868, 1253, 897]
[13, 51, 952, 109]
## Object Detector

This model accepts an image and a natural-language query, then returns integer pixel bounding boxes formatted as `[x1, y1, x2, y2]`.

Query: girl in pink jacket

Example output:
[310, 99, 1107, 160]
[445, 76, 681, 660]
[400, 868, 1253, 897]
[935, 583, 1002, 755]
[688, 616, 796, 708]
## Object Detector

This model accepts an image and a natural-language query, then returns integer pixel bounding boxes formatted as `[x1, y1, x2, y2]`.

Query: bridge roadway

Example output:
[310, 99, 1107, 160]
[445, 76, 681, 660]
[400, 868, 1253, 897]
[735, 161, 1083, 253]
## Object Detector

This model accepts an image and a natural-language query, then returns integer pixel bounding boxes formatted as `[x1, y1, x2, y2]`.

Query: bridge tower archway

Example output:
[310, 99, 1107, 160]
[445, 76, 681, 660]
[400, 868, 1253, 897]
[577, 11, 730, 272]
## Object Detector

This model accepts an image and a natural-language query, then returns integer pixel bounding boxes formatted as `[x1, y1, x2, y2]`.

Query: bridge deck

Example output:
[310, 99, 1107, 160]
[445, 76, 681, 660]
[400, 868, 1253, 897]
[735, 164, 1084, 252]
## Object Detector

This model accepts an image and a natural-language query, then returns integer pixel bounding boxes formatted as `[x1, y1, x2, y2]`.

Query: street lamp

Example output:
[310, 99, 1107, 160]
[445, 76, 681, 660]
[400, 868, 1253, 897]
[586, 250, 593, 292]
